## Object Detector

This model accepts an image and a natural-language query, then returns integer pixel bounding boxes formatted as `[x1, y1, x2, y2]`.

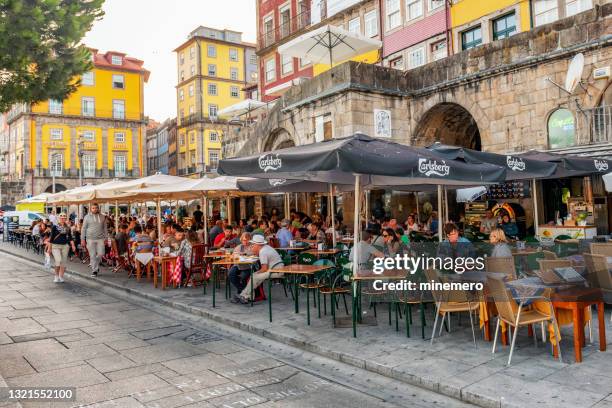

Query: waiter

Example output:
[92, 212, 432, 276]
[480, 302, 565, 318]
[81, 203, 107, 277]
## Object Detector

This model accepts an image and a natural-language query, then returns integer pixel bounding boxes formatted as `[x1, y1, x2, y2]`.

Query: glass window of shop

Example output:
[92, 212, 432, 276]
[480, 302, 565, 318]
[548, 108, 575, 149]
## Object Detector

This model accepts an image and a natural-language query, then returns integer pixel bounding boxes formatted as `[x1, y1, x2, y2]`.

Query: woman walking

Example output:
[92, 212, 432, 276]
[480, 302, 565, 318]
[50, 213, 76, 283]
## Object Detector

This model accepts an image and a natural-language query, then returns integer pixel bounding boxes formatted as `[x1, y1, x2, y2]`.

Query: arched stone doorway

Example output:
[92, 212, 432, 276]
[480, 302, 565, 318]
[262, 128, 295, 151]
[413, 102, 481, 150]
[44, 184, 66, 193]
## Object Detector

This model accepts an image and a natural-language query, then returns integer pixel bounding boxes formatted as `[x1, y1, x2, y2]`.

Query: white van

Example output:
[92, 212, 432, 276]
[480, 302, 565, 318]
[3, 211, 48, 228]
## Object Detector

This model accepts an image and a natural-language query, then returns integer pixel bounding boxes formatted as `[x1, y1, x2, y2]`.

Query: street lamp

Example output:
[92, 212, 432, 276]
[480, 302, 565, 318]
[77, 137, 85, 222]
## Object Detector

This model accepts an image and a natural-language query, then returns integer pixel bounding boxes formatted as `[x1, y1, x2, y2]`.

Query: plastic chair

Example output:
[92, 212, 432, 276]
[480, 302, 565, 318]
[298, 252, 316, 265]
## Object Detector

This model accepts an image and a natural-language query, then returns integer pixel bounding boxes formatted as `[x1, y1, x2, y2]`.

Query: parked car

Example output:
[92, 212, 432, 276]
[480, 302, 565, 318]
[2, 211, 48, 228]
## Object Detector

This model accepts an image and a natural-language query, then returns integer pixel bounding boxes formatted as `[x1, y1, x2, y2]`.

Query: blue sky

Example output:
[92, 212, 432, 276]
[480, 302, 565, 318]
[84, 0, 257, 122]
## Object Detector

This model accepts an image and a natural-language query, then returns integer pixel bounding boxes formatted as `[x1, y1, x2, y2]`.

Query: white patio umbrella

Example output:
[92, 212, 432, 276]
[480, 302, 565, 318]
[17, 192, 52, 204]
[278, 24, 382, 68]
[217, 99, 267, 118]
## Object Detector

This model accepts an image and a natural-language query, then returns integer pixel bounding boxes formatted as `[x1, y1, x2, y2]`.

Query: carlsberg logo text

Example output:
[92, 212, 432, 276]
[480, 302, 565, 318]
[418, 158, 450, 177]
[595, 159, 608, 172]
[258, 154, 282, 172]
[506, 156, 526, 171]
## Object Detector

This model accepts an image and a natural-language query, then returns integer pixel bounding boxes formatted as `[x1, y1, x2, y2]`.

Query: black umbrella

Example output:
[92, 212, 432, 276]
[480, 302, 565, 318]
[237, 178, 333, 193]
[517, 150, 612, 176]
[219, 134, 506, 186]
[427, 143, 557, 180]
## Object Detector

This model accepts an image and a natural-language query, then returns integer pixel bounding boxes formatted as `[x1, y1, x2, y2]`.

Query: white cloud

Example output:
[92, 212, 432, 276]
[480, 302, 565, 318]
[84, 0, 256, 122]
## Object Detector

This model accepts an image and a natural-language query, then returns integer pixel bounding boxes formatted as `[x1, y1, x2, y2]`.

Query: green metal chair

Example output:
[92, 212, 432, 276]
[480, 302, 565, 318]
[298, 252, 317, 265]
[299, 258, 333, 312]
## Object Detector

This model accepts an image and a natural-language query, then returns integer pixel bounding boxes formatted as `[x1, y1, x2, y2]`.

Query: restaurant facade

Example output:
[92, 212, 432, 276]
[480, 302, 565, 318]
[223, 5, 612, 235]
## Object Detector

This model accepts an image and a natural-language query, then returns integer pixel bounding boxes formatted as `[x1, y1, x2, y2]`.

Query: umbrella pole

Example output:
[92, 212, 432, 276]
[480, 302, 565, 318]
[203, 195, 209, 247]
[226, 195, 232, 225]
[115, 200, 119, 232]
[365, 190, 370, 225]
[156, 198, 162, 244]
[295, 193, 298, 212]
[330, 184, 336, 248]
[438, 185, 443, 242]
[352, 175, 360, 338]
[532, 179, 539, 239]
[444, 186, 449, 223]
[415, 192, 420, 225]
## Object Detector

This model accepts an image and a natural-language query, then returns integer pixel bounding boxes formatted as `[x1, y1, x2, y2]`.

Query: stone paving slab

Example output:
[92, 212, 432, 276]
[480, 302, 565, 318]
[2, 243, 612, 408]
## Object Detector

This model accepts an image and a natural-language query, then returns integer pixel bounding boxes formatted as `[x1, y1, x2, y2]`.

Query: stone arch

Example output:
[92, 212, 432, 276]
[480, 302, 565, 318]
[44, 184, 66, 193]
[413, 102, 482, 150]
[261, 127, 296, 152]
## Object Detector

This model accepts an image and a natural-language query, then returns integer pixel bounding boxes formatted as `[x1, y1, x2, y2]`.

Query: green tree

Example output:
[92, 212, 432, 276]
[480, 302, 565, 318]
[0, 0, 105, 112]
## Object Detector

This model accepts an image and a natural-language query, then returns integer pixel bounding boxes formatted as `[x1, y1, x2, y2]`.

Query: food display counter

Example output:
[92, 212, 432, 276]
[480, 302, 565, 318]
[538, 225, 597, 240]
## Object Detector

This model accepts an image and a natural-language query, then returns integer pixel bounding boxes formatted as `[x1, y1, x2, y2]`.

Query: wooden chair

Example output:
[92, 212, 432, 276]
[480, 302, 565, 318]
[185, 244, 206, 287]
[484, 257, 517, 280]
[590, 242, 612, 257]
[542, 250, 557, 260]
[583, 253, 612, 322]
[487, 276, 562, 365]
[110, 239, 131, 274]
[537, 259, 573, 272]
[425, 269, 480, 346]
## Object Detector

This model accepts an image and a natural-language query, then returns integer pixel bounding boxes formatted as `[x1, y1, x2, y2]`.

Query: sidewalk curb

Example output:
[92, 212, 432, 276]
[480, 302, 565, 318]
[1, 248, 508, 408]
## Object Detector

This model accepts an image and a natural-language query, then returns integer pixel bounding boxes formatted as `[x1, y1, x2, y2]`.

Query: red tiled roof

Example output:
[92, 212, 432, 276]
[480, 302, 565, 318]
[91, 50, 151, 82]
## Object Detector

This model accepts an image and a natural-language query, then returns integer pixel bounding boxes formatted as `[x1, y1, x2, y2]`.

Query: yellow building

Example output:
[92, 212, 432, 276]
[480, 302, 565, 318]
[174, 26, 257, 176]
[450, 0, 531, 53]
[6, 49, 149, 196]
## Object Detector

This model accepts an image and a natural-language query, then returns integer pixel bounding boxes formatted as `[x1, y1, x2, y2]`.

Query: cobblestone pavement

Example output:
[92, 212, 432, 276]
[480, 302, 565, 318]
[0, 252, 476, 408]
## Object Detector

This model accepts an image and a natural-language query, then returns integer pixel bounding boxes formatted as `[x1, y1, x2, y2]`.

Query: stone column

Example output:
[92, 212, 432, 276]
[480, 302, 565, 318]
[239, 197, 246, 220]
[101, 127, 109, 177]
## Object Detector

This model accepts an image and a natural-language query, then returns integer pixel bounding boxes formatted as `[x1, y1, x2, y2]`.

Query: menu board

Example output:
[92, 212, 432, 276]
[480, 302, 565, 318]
[487, 181, 530, 200]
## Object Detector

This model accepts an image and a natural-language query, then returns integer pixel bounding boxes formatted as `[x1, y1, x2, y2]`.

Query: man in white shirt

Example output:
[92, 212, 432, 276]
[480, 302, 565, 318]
[349, 230, 384, 267]
[234, 235, 284, 304]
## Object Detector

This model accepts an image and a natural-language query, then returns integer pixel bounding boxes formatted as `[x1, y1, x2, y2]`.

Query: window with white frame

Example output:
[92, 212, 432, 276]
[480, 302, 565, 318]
[111, 55, 122, 65]
[229, 48, 238, 61]
[300, 58, 311, 67]
[180, 109, 184, 119]
[189, 105, 195, 115]
[112, 74, 125, 89]
[208, 83, 217, 95]
[348, 17, 361, 34]
[82, 153, 96, 177]
[249, 54, 257, 65]
[49, 153, 63, 176]
[112, 100, 125, 119]
[208, 150, 220, 169]
[190, 150, 196, 164]
[431, 40, 447, 61]
[180, 53, 184, 65]
[364, 10, 378, 37]
[114, 132, 125, 143]
[390, 56, 404, 70]
[209, 131, 218, 142]
[179, 89, 184, 101]
[188, 85, 194, 96]
[180, 70, 184, 81]
[230, 67, 239, 80]
[230, 86, 240, 98]
[265, 58, 276, 82]
[209, 104, 218, 118]
[50, 128, 63, 140]
[386, 0, 401, 30]
[82, 71, 94, 86]
[534, 0, 558, 26]
[82, 97, 95, 116]
[179, 134, 185, 145]
[113, 155, 126, 177]
[80, 130, 95, 142]
[281, 55, 293, 75]
[208, 64, 217, 76]
[190, 65, 195, 76]
[189, 132, 195, 144]
[407, 0, 423, 20]
[190, 45, 195, 59]
[207, 44, 216, 57]
[409, 47, 425, 68]
[429, 0, 444, 10]
[566, 0, 592, 17]
[49, 99, 62, 114]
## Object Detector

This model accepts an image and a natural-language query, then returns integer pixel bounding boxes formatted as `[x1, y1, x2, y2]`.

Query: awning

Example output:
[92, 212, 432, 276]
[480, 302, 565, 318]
[456, 186, 487, 203]
[217, 99, 267, 118]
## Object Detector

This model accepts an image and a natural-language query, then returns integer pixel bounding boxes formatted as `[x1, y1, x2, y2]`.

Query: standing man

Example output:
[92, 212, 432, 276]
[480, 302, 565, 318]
[81, 203, 107, 277]
[193, 205, 203, 225]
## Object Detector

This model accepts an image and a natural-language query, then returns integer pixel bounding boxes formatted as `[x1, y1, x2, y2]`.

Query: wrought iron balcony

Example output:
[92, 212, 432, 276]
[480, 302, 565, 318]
[259, 9, 311, 50]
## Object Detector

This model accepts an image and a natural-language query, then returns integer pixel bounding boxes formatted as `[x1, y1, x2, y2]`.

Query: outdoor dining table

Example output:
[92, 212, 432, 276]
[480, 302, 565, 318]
[152, 255, 178, 290]
[304, 248, 340, 259]
[201, 251, 230, 295]
[507, 277, 606, 362]
[211, 257, 258, 308]
[351, 269, 408, 337]
[268, 263, 335, 325]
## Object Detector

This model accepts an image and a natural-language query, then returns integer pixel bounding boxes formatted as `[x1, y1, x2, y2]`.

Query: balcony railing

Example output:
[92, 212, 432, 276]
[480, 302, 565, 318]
[259, 9, 311, 49]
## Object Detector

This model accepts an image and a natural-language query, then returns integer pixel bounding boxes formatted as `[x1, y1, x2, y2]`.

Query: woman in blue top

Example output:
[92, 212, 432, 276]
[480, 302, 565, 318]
[499, 214, 519, 239]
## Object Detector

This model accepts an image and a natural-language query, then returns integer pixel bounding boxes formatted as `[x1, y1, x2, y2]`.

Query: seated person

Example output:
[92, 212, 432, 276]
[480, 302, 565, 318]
[177, 231, 199, 285]
[349, 230, 384, 268]
[276, 219, 293, 248]
[213, 225, 235, 248]
[437, 222, 477, 261]
[489, 228, 513, 258]
[405, 215, 419, 233]
[161, 223, 178, 249]
[252, 220, 267, 236]
[499, 214, 519, 239]
[382, 228, 404, 257]
[479, 210, 498, 234]
[228, 232, 254, 294]
[132, 225, 155, 272]
[115, 224, 129, 256]
[306, 222, 326, 243]
[233, 235, 284, 304]
[170, 225, 184, 251]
